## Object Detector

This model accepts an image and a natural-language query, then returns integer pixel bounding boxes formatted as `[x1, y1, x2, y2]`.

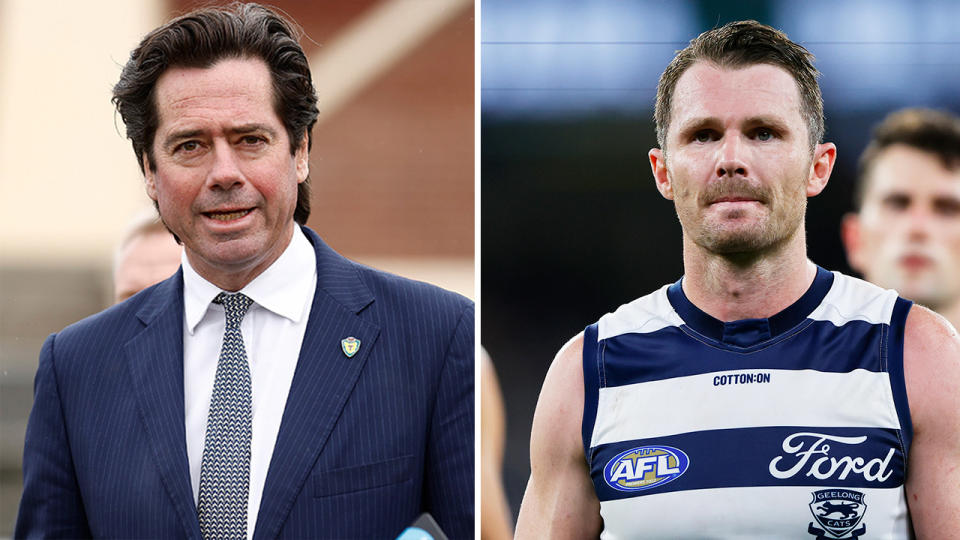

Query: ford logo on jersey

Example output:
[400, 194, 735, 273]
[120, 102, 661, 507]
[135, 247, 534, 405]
[603, 445, 689, 492]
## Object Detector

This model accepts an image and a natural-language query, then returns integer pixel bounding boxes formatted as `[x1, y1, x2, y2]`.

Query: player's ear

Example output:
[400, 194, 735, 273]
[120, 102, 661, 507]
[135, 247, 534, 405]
[841, 212, 865, 272]
[143, 154, 158, 201]
[649, 148, 673, 200]
[807, 142, 836, 197]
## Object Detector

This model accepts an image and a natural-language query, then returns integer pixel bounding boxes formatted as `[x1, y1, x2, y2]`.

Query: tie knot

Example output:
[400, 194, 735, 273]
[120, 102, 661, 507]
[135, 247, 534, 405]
[214, 292, 253, 329]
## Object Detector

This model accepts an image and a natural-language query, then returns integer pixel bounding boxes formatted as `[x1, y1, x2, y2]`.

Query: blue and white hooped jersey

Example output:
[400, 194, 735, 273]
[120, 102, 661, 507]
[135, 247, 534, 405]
[583, 268, 914, 539]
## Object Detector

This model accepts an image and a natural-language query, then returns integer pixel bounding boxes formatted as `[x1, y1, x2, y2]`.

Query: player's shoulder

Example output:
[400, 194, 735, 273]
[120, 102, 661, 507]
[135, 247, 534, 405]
[551, 331, 585, 379]
[535, 332, 587, 446]
[813, 270, 901, 325]
[903, 303, 960, 439]
[596, 283, 681, 341]
[905, 304, 960, 359]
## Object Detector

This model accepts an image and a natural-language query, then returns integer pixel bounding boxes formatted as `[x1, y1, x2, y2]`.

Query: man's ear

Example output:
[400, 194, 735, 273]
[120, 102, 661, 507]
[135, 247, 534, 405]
[649, 148, 673, 200]
[295, 132, 309, 183]
[143, 154, 158, 201]
[807, 142, 837, 197]
[841, 212, 865, 273]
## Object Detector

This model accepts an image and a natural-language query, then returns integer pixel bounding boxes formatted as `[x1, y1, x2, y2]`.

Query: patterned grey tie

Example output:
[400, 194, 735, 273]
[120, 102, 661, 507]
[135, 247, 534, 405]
[198, 292, 254, 539]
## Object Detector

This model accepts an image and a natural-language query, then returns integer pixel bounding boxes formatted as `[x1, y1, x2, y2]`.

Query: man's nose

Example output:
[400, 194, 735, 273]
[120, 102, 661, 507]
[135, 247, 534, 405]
[906, 204, 935, 240]
[207, 141, 244, 190]
[716, 133, 748, 178]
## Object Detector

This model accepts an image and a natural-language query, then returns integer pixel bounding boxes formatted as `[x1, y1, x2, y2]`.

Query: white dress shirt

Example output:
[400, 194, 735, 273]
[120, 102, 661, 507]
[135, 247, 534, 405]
[182, 228, 316, 539]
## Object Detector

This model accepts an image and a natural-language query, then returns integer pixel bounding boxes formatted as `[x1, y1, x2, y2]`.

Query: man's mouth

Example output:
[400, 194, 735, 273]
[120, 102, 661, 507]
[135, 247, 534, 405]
[711, 196, 758, 204]
[900, 254, 934, 271]
[204, 209, 253, 221]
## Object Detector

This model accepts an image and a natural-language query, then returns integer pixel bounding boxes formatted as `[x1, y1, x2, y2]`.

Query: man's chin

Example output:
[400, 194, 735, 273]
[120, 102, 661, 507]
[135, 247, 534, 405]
[698, 230, 771, 255]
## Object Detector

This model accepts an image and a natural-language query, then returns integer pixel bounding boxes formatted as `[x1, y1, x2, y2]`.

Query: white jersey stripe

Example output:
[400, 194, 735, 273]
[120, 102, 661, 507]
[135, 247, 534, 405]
[598, 284, 682, 340]
[809, 272, 899, 327]
[591, 368, 901, 447]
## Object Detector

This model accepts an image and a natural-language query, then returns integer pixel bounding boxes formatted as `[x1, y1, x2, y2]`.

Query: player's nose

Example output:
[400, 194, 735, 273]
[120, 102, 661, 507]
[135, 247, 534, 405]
[716, 133, 748, 178]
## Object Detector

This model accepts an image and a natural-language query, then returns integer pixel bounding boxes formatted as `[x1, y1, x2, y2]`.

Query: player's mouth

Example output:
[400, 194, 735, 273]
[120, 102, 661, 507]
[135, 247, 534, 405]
[203, 208, 254, 222]
[711, 196, 759, 204]
[899, 254, 933, 271]
[708, 196, 763, 209]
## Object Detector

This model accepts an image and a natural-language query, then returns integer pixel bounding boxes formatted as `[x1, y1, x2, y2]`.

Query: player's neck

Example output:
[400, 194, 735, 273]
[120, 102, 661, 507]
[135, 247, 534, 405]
[680, 230, 816, 322]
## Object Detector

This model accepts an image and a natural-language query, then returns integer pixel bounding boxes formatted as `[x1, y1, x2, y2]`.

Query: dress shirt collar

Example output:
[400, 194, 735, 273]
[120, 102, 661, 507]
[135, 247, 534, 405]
[182, 227, 317, 334]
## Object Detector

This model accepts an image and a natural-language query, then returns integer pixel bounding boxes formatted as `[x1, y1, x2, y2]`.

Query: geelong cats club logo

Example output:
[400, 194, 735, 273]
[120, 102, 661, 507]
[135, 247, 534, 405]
[807, 489, 867, 539]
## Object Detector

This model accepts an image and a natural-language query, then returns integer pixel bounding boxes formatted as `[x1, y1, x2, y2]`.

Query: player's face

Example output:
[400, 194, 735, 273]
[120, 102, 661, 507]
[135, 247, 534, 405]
[845, 145, 960, 309]
[650, 62, 833, 255]
[145, 57, 308, 289]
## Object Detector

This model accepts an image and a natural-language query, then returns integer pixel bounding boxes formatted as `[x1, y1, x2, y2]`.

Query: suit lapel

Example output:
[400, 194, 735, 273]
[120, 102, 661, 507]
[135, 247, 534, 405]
[124, 272, 203, 539]
[253, 228, 380, 540]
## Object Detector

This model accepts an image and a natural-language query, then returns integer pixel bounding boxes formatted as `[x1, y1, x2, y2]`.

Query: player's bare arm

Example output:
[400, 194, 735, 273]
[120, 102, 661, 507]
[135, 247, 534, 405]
[903, 305, 960, 538]
[515, 333, 603, 539]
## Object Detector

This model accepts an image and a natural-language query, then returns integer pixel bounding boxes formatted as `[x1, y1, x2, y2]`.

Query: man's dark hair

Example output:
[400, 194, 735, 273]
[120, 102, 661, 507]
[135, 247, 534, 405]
[854, 108, 960, 210]
[112, 2, 318, 224]
[654, 20, 823, 153]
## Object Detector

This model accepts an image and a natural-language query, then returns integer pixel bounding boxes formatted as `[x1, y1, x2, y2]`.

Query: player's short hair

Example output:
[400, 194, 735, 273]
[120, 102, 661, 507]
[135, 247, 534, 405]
[853, 108, 960, 210]
[654, 20, 823, 153]
[112, 2, 318, 224]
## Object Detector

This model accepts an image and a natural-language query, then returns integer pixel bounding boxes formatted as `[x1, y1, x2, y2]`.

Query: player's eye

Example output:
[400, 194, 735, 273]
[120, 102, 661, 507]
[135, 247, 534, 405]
[934, 197, 960, 217]
[694, 130, 714, 143]
[755, 128, 774, 141]
[882, 194, 910, 211]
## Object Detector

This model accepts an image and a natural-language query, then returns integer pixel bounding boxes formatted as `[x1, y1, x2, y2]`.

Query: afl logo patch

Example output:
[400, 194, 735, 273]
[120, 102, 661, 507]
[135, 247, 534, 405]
[603, 445, 689, 492]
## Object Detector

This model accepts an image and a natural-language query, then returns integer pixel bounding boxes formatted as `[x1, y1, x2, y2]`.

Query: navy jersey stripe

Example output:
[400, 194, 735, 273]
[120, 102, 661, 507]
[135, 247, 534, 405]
[667, 267, 835, 345]
[582, 323, 601, 460]
[886, 298, 913, 457]
[599, 319, 888, 389]
[590, 426, 905, 502]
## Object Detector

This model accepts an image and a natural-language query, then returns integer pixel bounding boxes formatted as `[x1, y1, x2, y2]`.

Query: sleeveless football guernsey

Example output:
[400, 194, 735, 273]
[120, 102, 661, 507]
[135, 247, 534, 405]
[582, 267, 914, 539]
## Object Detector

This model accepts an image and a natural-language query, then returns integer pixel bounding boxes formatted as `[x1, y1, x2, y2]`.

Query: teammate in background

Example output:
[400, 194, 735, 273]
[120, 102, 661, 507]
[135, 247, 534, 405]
[515, 21, 960, 538]
[113, 209, 183, 303]
[842, 108, 960, 331]
[481, 348, 514, 540]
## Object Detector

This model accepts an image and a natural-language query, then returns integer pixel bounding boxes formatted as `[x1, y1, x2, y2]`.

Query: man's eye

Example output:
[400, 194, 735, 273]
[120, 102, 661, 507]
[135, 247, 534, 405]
[177, 141, 200, 153]
[934, 198, 960, 217]
[882, 194, 910, 211]
[694, 131, 713, 143]
[241, 135, 264, 145]
[756, 128, 774, 141]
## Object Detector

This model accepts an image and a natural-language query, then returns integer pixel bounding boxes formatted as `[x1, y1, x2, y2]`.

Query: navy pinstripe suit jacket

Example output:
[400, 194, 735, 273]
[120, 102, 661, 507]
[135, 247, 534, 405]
[16, 226, 474, 539]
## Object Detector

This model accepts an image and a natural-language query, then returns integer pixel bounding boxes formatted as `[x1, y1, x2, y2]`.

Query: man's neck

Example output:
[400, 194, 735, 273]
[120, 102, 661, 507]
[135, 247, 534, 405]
[186, 224, 297, 293]
[680, 229, 817, 322]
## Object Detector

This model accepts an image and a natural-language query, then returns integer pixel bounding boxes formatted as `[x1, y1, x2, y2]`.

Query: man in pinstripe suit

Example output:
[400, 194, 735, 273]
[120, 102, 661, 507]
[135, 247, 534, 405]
[16, 4, 473, 539]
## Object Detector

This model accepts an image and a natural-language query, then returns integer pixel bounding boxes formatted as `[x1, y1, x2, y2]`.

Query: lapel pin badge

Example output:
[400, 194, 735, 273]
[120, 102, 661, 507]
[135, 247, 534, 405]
[341, 336, 361, 358]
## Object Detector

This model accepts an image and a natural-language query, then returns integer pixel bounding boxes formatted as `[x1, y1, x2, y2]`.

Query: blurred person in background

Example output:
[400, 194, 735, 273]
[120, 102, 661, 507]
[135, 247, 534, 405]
[16, 4, 473, 539]
[515, 20, 960, 539]
[113, 209, 183, 303]
[843, 108, 960, 331]
[481, 348, 513, 540]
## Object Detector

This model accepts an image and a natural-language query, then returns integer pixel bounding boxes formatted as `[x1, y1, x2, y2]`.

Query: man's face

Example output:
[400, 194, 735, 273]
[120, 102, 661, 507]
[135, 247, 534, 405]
[144, 57, 308, 289]
[649, 62, 833, 255]
[844, 145, 960, 309]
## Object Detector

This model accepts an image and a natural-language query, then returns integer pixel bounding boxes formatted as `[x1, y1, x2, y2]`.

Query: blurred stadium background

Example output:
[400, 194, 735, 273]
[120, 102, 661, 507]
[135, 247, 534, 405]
[481, 0, 960, 523]
[0, 0, 473, 534]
